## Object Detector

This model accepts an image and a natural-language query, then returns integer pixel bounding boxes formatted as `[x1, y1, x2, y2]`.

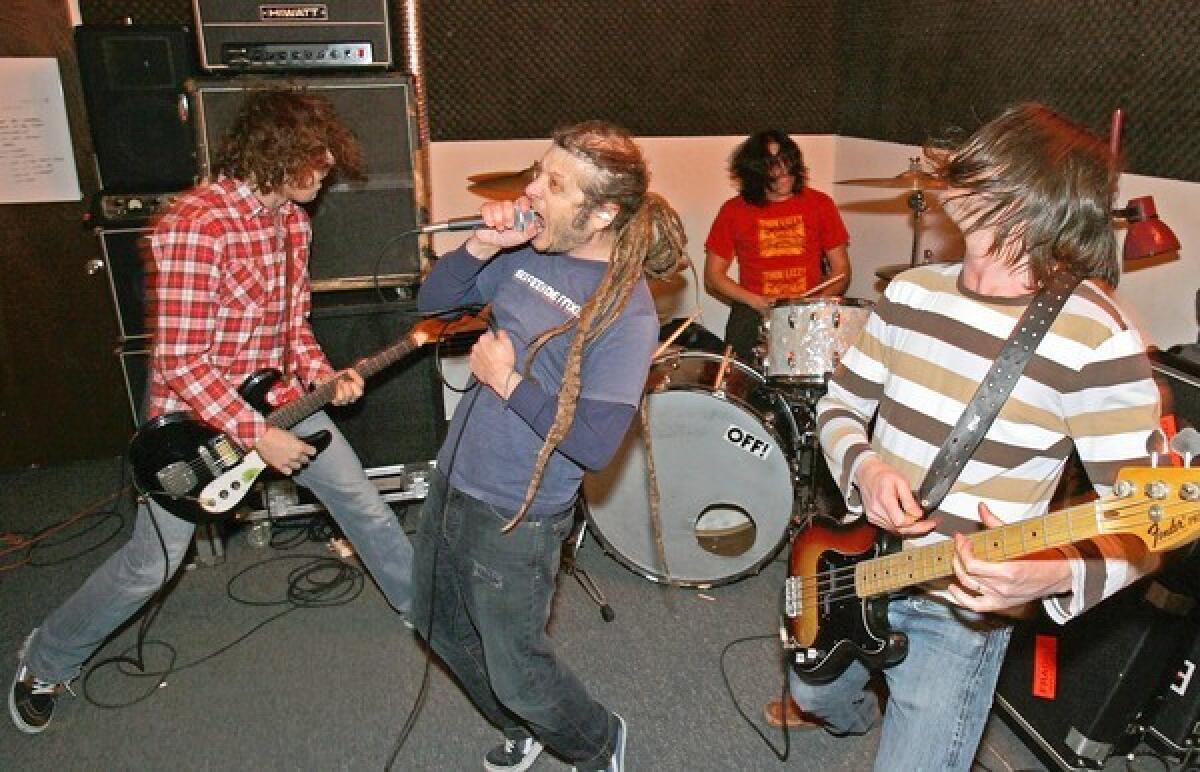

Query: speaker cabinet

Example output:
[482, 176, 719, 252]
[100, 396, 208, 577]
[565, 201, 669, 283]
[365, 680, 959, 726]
[75, 24, 198, 193]
[99, 227, 151, 343]
[189, 75, 422, 283]
[310, 298, 444, 468]
[995, 579, 1195, 770]
[118, 344, 149, 426]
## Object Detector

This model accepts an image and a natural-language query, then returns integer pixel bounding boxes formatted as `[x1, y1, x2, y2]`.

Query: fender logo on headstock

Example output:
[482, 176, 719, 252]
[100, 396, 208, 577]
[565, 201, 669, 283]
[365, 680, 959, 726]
[1148, 512, 1200, 549]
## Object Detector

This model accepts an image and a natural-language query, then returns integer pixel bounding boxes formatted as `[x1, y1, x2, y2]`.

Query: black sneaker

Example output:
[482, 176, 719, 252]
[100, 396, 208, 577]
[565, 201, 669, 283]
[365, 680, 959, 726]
[573, 713, 627, 772]
[483, 733, 544, 772]
[9, 633, 67, 734]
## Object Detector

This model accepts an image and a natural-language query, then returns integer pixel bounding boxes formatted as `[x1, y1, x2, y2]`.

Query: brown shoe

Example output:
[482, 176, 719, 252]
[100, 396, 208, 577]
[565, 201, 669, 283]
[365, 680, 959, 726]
[763, 696, 820, 730]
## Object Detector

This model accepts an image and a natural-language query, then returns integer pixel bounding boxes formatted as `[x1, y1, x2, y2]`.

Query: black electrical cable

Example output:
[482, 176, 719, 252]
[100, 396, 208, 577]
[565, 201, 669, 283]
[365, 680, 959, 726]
[82, 548, 366, 709]
[718, 634, 794, 762]
[383, 309, 493, 771]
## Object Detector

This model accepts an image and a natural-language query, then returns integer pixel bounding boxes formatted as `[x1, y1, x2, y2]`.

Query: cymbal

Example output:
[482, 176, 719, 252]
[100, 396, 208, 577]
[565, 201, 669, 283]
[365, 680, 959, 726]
[466, 166, 535, 200]
[874, 263, 913, 281]
[836, 169, 949, 191]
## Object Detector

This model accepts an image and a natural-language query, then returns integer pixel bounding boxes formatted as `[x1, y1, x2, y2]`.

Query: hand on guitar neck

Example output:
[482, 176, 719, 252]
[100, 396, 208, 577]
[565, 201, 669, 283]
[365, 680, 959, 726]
[947, 501, 1073, 615]
[318, 368, 365, 406]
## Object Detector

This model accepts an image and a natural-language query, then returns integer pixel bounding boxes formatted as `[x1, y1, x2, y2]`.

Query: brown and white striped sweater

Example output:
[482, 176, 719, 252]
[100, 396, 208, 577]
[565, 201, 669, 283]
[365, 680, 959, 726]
[817, 263, 1162, 623]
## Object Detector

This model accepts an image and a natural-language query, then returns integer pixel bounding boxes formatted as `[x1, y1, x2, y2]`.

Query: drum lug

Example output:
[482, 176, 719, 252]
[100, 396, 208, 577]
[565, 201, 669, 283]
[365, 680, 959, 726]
[788, 310, 798, 329]
[832, 310, 841, 328]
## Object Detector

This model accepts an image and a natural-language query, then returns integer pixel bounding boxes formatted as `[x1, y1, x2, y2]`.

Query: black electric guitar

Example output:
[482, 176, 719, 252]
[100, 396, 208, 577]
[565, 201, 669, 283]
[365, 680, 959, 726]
[783, 466, 1200, 683]
[129, 315, 485, 523]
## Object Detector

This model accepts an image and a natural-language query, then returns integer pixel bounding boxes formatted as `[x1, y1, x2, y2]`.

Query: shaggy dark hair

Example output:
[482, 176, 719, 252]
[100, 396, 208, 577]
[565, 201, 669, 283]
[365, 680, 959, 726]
[214, 87, 364, 192]
[506, 120, 687, 530]
[731, 129, 808, 206]
[929, 103, 1121, 287]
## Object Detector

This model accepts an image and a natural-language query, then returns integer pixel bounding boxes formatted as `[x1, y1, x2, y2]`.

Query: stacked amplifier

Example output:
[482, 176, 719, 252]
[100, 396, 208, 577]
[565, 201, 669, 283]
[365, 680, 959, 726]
[994, 352, 1200, 771]
[75, 1, 440, 466]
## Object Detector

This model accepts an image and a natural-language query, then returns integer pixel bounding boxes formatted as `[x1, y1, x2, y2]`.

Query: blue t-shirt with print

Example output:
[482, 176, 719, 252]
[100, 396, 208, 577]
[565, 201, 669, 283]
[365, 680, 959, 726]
[419, 244, 657, 516]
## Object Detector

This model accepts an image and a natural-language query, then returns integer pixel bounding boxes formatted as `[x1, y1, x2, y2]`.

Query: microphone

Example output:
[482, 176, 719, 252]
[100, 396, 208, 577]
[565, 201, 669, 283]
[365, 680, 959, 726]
[416, 209, 536, 234]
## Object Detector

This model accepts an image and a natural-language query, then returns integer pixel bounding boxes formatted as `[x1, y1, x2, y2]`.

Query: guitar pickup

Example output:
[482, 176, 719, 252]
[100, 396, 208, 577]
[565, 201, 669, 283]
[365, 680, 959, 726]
[784, 575, 802, 618]
[156, 461, 198, 496]
[198, 437, 242, 477]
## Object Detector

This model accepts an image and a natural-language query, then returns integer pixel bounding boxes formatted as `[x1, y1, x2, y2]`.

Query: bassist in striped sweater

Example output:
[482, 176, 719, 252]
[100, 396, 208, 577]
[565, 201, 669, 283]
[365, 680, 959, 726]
[786, 103, 1162, 770]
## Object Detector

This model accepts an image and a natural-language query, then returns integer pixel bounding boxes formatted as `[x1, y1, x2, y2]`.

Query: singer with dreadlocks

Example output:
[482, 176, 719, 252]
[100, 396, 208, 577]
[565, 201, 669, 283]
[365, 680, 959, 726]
[413, 121, 686, 772]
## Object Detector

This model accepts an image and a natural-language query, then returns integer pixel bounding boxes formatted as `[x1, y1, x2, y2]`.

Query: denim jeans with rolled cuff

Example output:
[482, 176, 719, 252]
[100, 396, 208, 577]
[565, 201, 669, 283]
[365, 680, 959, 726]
[789, 593, 1013, 772]
[411, 470, 619, 767]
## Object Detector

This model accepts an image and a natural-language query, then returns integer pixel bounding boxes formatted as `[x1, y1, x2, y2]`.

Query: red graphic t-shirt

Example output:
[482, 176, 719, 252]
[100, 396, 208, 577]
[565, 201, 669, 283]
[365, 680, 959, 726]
[705, 188, 849, 297]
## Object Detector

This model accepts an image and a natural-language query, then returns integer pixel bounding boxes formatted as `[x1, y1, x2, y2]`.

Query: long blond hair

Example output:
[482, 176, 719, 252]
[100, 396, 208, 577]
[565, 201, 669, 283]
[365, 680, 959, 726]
[504, 121, 686, 530]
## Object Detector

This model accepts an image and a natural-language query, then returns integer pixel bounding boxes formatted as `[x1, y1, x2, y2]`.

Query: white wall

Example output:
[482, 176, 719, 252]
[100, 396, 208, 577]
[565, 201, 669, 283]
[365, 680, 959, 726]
[425, 134, 1198, 413]
[428, 134, 840, 340]
[832, 137, 1200, 349]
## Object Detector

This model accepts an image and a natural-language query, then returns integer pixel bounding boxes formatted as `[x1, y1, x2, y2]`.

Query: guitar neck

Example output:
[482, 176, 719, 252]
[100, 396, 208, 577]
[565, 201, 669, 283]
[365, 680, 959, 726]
[855, 500, 1104, 598]
[264, 337, 418, 429]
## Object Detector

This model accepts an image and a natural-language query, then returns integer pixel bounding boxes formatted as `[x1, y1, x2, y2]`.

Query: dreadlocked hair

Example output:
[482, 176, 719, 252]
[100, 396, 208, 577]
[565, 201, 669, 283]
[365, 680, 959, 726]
[502, 122, 687, 531]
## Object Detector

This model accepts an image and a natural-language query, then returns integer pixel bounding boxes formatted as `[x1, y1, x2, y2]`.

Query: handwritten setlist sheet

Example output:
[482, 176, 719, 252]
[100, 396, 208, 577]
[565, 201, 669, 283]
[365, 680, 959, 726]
[0, 58, 82, 203]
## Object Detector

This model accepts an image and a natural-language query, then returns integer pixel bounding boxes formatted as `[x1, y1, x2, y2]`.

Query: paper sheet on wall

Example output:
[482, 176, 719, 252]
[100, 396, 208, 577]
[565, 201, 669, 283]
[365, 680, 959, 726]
[0, 58, 83, 204]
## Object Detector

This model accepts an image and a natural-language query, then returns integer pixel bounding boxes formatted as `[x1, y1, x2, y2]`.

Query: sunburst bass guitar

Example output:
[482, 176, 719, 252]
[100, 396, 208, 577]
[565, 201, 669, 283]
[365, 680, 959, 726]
[783, 466, 1200, 683]
[129, 315, 484, 523]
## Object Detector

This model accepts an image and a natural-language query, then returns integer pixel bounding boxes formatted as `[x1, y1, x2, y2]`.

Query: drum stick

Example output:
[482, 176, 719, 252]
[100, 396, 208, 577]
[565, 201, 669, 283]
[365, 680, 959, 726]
[652, 309, 702, 360]
[714, 344, 734, 391]
[799, 273, 846, 298]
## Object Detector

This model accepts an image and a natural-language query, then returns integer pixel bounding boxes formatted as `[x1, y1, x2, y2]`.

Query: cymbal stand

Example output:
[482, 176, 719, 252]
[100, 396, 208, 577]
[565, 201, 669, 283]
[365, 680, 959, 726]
[772, 387, 821, 529]
[905, 158, 931, 270]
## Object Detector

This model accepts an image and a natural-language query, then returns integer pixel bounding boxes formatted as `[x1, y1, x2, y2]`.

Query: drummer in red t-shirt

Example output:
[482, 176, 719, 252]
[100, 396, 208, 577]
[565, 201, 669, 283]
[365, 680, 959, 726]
[704, 130, 851, 364]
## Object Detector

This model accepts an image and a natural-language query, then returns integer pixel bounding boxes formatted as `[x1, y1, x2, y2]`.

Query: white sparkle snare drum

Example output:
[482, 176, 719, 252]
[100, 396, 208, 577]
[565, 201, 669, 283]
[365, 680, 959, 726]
[764, 298, 874, 383]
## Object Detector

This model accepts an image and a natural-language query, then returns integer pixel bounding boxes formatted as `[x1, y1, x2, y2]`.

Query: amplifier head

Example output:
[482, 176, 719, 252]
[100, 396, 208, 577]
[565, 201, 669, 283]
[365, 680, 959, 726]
[191, 0, 392, 72]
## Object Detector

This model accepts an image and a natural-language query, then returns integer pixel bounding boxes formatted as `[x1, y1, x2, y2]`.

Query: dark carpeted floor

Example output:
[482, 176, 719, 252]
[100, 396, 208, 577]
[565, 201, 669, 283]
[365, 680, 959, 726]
[0, 455, 1118, 771]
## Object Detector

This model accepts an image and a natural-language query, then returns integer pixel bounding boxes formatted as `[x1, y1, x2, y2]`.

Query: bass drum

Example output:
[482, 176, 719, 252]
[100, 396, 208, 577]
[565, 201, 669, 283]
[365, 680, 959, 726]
[583, 351, 794, 586]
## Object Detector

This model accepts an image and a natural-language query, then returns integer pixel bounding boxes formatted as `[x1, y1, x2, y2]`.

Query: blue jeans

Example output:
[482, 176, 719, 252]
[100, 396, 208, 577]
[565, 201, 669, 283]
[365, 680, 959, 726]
[411, 471, 617, 767]
[789, 594, 1013, 772]
[26, 412, 413, 683]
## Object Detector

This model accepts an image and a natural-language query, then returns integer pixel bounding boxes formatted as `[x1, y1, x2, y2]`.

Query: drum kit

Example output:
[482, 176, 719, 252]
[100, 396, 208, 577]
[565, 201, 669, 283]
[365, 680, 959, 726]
[582, 297, 874, 587]
[463, 160, 942, 588]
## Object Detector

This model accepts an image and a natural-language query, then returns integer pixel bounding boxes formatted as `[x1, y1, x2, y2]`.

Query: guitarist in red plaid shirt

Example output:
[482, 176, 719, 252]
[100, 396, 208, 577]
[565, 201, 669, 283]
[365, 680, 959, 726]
[9, 88, 415, 734]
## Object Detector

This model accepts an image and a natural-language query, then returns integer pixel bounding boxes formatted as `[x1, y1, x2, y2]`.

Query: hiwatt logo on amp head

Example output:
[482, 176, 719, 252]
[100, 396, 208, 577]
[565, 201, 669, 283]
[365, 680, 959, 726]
[725, 424, 773, 459]
[259, 5, 328, 21]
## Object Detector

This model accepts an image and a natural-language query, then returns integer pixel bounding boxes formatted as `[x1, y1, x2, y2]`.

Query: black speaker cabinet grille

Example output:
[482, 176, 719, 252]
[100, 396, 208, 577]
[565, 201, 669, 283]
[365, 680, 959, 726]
[75, 24, 198, 192]
[189, 74, 421, 280]
[98, 227, 151, 342]
[310, 298, 444, 467]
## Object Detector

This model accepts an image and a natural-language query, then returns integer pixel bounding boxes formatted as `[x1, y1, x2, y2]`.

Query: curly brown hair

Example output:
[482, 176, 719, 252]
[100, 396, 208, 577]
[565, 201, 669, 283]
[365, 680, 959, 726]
[213, 87, 364, 193]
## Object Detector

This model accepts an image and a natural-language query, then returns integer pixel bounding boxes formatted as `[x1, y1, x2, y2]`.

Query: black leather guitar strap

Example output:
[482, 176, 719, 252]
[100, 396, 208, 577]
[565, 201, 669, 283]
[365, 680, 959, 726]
[915, 270, 1083, 514]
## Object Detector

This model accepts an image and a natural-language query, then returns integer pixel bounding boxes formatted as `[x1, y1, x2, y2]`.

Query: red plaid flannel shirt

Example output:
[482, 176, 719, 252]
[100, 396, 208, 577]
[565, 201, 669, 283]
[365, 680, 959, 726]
[145, 177, 333, 450]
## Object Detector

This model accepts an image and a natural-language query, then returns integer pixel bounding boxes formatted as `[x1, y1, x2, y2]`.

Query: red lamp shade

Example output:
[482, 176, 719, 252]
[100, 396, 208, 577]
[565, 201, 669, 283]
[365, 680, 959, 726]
[1121, 196, 1181, 262]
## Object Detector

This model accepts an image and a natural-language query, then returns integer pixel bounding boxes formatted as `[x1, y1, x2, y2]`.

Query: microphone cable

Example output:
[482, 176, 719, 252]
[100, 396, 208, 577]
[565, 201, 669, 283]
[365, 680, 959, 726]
[383, 307, 494, 771]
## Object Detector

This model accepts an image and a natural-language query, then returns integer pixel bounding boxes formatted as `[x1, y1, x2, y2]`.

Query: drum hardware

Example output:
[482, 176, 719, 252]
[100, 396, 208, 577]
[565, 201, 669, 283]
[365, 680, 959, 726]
[837, 158, 947, 283]
[466, 165, 537, 200]
[561, 513, 616, 623]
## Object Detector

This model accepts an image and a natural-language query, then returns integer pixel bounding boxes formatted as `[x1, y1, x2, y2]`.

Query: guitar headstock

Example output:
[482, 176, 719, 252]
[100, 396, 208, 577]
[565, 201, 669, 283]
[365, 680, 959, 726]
[1099, 467, 1200, 552]
[409, 312, 490, 347]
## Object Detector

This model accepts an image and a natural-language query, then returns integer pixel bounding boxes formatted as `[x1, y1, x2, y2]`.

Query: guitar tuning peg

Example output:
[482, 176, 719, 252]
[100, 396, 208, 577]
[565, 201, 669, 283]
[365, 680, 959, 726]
[1170, 427, 1200, 468]
[1146, 428, 1169, 468]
